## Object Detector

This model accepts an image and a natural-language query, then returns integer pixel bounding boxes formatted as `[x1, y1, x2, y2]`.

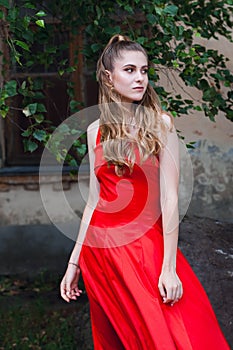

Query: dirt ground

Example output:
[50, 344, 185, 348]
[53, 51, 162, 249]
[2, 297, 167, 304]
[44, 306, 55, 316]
[1, 215, 231, 349]
[73, 215, 233, 349]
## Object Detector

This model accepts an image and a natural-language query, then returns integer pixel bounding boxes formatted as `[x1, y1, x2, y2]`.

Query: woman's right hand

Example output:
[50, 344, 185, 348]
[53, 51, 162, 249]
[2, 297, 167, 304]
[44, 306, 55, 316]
[60, 264, 83, 302]
[158, 269, 183, 306]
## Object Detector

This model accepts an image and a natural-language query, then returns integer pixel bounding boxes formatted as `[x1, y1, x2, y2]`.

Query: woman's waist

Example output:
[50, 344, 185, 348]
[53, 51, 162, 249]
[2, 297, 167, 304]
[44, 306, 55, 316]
[84, 213, 163, 248]
[91, 203, 162, 227]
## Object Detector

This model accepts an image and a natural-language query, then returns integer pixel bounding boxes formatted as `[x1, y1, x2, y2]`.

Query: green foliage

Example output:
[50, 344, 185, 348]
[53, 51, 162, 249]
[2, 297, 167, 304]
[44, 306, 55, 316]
[0, 0, 232, 164]
[0, 274, 79, 349]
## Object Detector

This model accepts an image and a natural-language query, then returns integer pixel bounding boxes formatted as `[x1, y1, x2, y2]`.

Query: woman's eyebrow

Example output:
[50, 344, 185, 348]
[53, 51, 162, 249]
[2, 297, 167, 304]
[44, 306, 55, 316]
[122, 64, 148, 68]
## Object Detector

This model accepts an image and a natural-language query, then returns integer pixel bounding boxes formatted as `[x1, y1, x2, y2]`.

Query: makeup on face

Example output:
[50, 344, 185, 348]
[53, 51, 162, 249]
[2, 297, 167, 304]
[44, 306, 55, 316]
[107, 51, 149, 103]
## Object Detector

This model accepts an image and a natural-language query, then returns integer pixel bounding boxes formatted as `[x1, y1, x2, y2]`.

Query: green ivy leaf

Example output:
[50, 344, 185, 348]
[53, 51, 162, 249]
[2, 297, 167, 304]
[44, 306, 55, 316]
[23, 103, 37, 117]
[199, 79, 209, 90]
[35, 19, 45, 28]
[66, 66, 77, 73]
[171, 111, 177, 117]
[193, 106, 202, 111]
[21, 129, 32, 137]
[36, 10, 46, 17]
[146, 13, 157, 25]
[23, 139, 38, 152]
[69, 158, 78, 167]
[36, 103, 47, 113]
[77, 144, 87, 156]
[33, 130, 47, 141]
[91, 43, 102, 53]
[105, 26, 121, 35]
[0, 105, 9, 118]
[23, 2, 36, 9]
[21, 81, 26, 90]
[124, 4, 133, 13]
[34, 114, 44, 123]
[186, 143, 196, 149]
[58, 124, 70, 133]
[136, 37, 146, 45]
[163, 5, 178, 16]
[96, 5, 102, 20]
[0, 0, 10, 9]
[7, 6, 18, 21]
[154, 6, 163, 15]
[14, 40, 30, 51]
[34, 92, 45, 99]
[226, 109, 233, 120]
[203, 87, 217, 100]
[69, 100, 81, 113]
[4, 80, 17, 97]
[0, 10, 4, 19]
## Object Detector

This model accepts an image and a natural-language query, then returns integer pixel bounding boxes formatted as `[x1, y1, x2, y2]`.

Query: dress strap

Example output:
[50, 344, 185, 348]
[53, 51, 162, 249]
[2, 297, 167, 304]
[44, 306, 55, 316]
[96, 127, 101, 146]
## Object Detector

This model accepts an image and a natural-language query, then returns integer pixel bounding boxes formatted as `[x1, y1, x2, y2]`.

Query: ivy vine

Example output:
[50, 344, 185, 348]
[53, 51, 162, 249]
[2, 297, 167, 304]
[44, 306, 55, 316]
[0, 0, 232, 164]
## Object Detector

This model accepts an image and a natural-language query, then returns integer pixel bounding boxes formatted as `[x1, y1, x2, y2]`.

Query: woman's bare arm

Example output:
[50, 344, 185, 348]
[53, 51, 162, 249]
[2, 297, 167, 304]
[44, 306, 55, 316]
[69, 121, 99, 264]
[68, 119, 100, 265]
[158, 114, 183, 305]
[60, 120, 100, 302]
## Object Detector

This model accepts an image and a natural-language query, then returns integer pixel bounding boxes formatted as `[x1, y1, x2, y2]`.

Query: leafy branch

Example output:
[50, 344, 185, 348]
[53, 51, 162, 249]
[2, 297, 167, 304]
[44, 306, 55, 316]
[0, 0, 232, 164]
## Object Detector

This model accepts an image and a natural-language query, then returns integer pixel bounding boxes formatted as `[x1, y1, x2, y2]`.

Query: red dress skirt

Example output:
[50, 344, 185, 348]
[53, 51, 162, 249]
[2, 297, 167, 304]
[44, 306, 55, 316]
[79, 129, 230, 350]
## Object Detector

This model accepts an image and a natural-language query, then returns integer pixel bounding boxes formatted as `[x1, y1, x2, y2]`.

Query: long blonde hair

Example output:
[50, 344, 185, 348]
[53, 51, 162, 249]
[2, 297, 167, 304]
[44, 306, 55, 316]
[96, 34, 172, 175]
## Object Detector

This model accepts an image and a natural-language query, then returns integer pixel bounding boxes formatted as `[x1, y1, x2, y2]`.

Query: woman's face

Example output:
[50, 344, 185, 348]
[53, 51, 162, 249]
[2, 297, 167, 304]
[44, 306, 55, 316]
[106, 50, 149, 103]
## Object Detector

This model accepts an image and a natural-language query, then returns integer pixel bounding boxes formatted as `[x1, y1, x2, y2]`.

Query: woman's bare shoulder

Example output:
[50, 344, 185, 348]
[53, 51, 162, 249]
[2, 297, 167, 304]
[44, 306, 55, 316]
[161, 112, 173, 129]
[87, 119, 100, 132]
[87, 119, 100, 147]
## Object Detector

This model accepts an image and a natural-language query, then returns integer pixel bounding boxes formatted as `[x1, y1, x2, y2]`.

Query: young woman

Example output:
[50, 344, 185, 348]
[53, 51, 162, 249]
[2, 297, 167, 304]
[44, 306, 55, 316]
[60, 34, 230, 349]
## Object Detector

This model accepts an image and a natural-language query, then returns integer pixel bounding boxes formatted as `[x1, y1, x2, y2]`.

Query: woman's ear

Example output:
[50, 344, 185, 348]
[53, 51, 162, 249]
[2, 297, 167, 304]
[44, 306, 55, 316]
[105, 70, 113, 84]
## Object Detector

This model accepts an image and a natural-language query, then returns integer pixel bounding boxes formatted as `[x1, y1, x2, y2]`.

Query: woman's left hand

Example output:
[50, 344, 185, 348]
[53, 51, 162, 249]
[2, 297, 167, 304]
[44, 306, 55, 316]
[158, 269, 183, 306]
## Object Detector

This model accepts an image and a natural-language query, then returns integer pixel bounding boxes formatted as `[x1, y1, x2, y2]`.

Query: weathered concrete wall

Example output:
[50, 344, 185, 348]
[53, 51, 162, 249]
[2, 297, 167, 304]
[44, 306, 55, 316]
[0, 223, 74, 275]
[175, 114, 233, 222]
[0, 174, 88, 226]
[187, 140, 232, 222]
[0, 174, 89, 275]
[166, 34, 233, 222]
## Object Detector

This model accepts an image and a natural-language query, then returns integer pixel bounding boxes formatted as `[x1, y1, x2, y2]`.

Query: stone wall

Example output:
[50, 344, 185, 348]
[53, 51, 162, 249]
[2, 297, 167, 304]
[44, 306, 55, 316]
[176, 115, 233, 222]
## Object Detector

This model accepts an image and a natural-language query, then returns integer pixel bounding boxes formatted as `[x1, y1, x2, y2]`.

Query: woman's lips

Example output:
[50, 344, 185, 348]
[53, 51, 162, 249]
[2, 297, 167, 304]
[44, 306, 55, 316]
[133, 87, 144, 91]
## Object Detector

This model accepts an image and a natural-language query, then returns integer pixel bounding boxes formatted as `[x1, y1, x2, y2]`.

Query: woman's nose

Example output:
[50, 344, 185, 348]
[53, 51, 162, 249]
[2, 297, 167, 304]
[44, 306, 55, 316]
[135, 70, 143, 82]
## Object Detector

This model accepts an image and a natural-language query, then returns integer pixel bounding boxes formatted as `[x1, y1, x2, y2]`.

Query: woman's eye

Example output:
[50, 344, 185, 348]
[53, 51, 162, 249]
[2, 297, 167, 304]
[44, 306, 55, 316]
[124, 67, 148, 74]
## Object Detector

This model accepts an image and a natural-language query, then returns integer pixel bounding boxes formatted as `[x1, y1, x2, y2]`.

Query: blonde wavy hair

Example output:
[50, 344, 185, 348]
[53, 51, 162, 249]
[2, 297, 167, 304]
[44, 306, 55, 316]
[96, 34, 173, 175]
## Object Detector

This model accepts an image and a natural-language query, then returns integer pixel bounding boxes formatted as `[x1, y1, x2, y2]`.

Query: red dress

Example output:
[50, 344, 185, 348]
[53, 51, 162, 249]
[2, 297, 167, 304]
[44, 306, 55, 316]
[79, 128, 230, 350]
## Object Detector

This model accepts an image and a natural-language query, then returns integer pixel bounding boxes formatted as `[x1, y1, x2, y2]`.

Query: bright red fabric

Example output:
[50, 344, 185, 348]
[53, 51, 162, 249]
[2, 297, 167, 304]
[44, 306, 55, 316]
[79, 128, 230, 349]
